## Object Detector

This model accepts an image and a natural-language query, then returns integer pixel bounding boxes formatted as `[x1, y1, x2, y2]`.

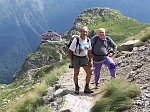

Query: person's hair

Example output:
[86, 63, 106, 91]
[80, 26, 89, 32]
[97, 28, 105, 33]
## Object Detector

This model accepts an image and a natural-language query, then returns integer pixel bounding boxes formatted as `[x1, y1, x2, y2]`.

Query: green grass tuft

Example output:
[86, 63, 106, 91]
[45, 74, 59, 87]
[140, 33, 150, 42]
[37, 106, 52, 112]
[59, 90, 68, 97]
[91, 79, 141, 112]
[134, 41, 145, 47]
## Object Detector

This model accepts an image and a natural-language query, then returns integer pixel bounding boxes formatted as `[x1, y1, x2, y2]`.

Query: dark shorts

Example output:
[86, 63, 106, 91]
[72, 55, 88, 68]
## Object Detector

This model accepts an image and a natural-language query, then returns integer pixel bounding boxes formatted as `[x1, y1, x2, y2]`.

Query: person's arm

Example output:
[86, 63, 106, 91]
[88, 50, 92, 62]
[68, 38, 77, 64]
[68, 49, 73, 64]
[107, 36, 117, 57]
[90, 35, 97, 57]
[87, 50, 92, 67]
[88, 39, 93, 67]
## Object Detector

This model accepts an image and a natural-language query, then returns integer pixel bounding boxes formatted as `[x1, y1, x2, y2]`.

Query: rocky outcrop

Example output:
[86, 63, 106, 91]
[63, 7, 140, 40]
[118, 40, 140, 51]
[63, 7, 116, 40]
[115, 40, 150, 112]
[14, 42, 66, 80]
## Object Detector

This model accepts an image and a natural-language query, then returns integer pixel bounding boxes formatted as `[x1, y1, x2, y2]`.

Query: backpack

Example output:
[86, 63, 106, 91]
[67, 35, 89, 54]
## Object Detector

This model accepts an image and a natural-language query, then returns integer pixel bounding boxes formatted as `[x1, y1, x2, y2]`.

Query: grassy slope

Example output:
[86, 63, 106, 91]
[74, 8, 150, 44]
[0, 64, 68, 112]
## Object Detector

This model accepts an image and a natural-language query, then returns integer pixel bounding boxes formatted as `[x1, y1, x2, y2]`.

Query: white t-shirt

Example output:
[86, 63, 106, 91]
[69, 36, 92, 56]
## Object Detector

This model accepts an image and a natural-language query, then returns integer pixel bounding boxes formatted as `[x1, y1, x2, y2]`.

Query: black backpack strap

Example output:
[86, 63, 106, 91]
[91, 36, 98, 54]
[75, 37, 90, 54]
[94, 36, 98, 45]
[87, 38, 89, 42]
[93, 36, 98, 46]
[75, 37, 79, 53]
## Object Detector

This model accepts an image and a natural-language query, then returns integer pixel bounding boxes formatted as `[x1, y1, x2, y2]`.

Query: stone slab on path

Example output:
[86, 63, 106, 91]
[60, 94, 94, 112]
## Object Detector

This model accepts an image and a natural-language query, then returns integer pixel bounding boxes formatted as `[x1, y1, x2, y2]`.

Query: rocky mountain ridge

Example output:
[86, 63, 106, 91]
[63, 7, 149, 45]
[14, 41, 66, 81]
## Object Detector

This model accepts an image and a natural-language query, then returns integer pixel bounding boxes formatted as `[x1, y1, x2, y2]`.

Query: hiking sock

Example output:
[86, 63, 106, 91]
[95, 84, 99, 89]
[75, 84, 79, 94]
[75, 84, 79, 87]
[85, 84, 89, 87]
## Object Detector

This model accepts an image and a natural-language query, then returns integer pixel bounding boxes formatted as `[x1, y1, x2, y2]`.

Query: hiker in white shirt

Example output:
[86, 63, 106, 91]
[68, 26, 93, 94]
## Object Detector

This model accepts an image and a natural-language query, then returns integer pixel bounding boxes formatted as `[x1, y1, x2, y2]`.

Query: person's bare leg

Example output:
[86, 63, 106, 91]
[74, 68, 80, 94]
[83, 65, 92, 84]
[83, 65, 94, 93]
[74, 68, 80, 84]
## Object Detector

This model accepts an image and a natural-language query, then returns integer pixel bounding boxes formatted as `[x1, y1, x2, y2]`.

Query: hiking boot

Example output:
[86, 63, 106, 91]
[91, 79, 100, 84]
[75, 85, 80, 95]
[84, 86, 94, 94]
[95, 84, 99, 89]
[111, 76, 116, 80]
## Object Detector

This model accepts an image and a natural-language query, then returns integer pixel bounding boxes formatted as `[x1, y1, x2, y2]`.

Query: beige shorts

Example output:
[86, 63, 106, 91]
[72, 55, 88, 68]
